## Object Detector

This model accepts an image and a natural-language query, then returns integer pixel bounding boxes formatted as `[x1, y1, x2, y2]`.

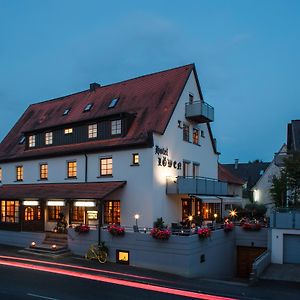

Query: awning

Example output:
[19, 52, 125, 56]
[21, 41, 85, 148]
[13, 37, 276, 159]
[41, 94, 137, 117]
[0, 181, 126, 200]
[218, 196, 242, 205]
[192, 195, 221, 204]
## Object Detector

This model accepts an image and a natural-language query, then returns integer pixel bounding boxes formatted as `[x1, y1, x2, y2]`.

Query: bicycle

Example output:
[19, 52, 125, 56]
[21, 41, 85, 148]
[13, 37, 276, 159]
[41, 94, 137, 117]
[85, 242, 108, 263]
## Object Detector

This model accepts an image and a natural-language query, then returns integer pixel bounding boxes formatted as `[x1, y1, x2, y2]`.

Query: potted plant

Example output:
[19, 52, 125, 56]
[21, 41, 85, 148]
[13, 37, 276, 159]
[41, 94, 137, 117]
[108, 224, 125, 236]
[150, 227, 171, 240]
[242, 222, 261, 231]
[224, 222, 234, 232]
[74, 224, 90, 234]
[197, 227, 211, 239]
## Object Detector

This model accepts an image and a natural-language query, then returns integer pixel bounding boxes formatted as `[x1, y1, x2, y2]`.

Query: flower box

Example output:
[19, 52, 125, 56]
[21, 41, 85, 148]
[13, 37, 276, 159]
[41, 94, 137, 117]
[197, 227, 211, 239]
[74, 224, 90, 234]
[242, 223, 261, 231]
[150, 228, 171, 240]
[224, 222, 234, 232]
[108, 225, 125, 236]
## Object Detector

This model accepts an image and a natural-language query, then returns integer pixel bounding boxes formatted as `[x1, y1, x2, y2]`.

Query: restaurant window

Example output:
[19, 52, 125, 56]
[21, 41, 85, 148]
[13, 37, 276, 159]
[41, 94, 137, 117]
[193, 128, 199, 145]
[24, 207, 34, 221]
[48, 206, 62, 221]
[71, 206, 85, 223]
[29, 135, 36, 147]
[183, 161, 190, 177]
[192, 163, 199, 178]
[181, 200, 192, 221]
[104, 200, 120, 224]
[183, 124, 189, 142]
[1, 200, 19, 223]
[40, 163, 48, 180]
[100, 157, 112, 176]
[88, 124, 97, 138]
[111, 119, 122, 135]
[45, 132, 53, 145]
[16, 165, 23, 181]
[67, 161, 77, 178]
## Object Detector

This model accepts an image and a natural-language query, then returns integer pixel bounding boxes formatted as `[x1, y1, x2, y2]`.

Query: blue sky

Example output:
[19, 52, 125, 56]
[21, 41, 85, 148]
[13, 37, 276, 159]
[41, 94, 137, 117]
[1, 0, 299, 163]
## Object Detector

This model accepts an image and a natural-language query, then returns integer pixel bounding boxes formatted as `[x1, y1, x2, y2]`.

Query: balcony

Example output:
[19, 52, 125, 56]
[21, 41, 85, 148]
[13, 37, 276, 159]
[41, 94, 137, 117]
[166, 176, 228, 196]
[185, 100, 214, 123]
[270, 208, 300, 229]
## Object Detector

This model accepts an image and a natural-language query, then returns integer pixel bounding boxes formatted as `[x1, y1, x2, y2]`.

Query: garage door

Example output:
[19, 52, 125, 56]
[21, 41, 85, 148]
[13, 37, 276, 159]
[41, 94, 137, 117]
[283, 234, 300, 264]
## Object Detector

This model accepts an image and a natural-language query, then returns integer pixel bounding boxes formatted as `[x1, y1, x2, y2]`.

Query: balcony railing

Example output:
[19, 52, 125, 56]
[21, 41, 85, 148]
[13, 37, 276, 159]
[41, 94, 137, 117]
[185, 100, 214, 123]
[166, 176, 228, 196]
[270, 208, 300, 229]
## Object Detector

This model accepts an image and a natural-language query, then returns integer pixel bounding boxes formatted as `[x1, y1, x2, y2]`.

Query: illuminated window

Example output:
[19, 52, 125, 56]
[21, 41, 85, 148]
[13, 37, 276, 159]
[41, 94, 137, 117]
[0, 167, 2, 181]
[100, 157, 112, 176]
[104, 200, 120, 224]
[1, 200, 19, 223]
[116, 250, 129, 265]
[88, 124, 97, 138]
[193, 128, 199, 145]
[45, 132, 53, 145]
[16, 166, 23, 181]
[25, 207, 34, 221]
[181, 200, 192, 221]
[40, 163, 48, 180]
[111, 119, 121, 135]
[71, 206, 85, 223]
[63, 108, 71, 116]
[83, 103, 93, 112]
[132, 153, 139, 165]
[183, 124, 189, 142]
[64, 128, 73, 135]
[29, 135, 36, 147]
[48, 206, 62, 221]
[67, 161, 77, 178]
[108, 98, 119, 108]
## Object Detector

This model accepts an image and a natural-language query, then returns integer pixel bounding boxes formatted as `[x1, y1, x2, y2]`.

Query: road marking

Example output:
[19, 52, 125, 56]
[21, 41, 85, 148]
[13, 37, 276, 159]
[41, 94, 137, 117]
[26, 293, 60, 300]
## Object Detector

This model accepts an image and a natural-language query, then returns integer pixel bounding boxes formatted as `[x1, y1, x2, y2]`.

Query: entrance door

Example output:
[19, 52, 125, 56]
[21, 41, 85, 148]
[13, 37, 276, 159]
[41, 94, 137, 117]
[22, 205, 44, 231]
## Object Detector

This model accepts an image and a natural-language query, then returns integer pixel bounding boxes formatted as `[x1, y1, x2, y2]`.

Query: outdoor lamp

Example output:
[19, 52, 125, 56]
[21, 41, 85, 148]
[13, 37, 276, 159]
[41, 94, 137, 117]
[214, 213, 218, 219]
[188, 215, 193, 222]
[51, 244, 57, 250]
[30, 241, 36, 248]
[134, 214, 140, 227]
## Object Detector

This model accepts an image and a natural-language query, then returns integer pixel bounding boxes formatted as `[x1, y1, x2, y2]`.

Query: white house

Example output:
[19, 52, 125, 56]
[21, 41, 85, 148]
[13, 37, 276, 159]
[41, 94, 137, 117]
[0, 64, 237, 234]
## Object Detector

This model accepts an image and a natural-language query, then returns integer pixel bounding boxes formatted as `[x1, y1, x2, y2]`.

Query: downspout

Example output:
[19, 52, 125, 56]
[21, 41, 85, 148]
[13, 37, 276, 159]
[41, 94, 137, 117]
[98, 199, 103, 246]
[84, 154, 88, 183]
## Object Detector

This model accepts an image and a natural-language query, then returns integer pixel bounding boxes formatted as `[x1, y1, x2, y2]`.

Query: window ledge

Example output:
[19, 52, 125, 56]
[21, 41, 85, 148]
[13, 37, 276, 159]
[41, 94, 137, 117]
[97, 175, 113, 178]
[65, 177, 77, 180]
[37, 179, 48, 181]
[130, 164, 140, 167]
[14, 180, 23, 182]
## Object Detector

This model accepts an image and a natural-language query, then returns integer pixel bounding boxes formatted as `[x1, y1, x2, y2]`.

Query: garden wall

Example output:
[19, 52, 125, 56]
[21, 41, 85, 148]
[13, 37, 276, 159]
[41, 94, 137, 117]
[0, 230, 45, 248]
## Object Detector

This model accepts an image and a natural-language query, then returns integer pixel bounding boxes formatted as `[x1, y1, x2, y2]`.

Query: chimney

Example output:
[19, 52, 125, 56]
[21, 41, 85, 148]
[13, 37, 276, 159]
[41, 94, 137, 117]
[234, 159, 239, 169]
[89, 82, 101, 91]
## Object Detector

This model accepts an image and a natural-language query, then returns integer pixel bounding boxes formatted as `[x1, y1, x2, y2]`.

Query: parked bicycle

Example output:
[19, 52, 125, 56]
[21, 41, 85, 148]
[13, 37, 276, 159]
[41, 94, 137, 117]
[85, 242, 108, 263]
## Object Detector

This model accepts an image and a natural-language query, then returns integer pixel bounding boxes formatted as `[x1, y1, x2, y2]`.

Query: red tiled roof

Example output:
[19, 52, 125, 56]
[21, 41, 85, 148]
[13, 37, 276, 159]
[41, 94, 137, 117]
[0, 181, 126, 199]
[0, 64, 196, 162]
[218, 164, 245, 185]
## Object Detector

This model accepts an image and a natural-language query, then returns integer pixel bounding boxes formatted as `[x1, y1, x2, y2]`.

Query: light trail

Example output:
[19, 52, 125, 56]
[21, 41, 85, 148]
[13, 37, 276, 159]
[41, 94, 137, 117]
[0, 254, 164, 282]
[0, 259, 237, 300]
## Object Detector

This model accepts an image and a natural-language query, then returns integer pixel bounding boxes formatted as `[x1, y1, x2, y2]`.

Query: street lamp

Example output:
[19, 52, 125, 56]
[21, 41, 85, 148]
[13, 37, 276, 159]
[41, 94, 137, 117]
[134, 214, 140, 227]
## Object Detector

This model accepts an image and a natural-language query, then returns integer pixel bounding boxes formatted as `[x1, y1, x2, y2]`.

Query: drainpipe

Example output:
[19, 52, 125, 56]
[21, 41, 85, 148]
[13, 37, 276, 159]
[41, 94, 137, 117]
[98, 199, 103, 246]
[84, 154, 88, 183]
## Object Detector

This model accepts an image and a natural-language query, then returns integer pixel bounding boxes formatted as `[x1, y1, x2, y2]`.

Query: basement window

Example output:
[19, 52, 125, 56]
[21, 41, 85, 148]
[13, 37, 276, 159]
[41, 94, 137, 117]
[83, 103, 93, 112]
[63, 108, 71, 116]
[108, 98, 119, 108]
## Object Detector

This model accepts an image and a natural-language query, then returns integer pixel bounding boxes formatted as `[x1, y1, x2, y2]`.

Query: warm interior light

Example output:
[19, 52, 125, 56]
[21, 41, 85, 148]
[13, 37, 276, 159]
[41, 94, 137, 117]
[23, 201, 39, 206]
[74, 201, 95, 207]
[47, 201, 65, 206]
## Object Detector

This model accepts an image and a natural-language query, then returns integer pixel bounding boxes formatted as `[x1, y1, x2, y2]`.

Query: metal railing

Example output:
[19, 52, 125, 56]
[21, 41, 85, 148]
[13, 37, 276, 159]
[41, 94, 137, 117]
[185, 100, 214, 122]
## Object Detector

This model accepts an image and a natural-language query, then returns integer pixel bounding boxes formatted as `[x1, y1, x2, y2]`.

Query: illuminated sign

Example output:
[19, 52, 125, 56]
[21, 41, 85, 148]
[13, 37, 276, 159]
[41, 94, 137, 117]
[116, 250, 129, 265]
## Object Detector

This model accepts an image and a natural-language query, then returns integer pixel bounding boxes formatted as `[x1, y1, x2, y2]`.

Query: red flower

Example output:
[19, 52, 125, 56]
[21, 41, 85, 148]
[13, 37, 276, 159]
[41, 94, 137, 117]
[150, 228, 171, 240]
[242, 223, 261, 231]
[74, 224, 90, 233]
[197, 227, 211, 239]
[224, 222, 234, 232]
[108, 225, 125, 236]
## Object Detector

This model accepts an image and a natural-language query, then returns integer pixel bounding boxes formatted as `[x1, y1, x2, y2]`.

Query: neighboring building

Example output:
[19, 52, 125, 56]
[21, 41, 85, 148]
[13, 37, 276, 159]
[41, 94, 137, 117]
[287, 120, 300, 152]
[251, 145, 287, 216]
[222, 160, 270, 203]
[0, 64, 234, 234]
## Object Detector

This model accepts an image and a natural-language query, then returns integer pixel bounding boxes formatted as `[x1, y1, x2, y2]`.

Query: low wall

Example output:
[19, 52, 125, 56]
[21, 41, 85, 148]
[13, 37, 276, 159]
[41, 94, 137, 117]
[0, 230, 45, 248]
[68, 228, 236, 279]
[235, 226, 268, 248]
[251, 250, 271, 280]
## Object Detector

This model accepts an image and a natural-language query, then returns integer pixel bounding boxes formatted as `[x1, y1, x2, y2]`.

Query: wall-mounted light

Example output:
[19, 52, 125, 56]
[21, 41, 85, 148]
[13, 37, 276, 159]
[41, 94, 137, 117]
[74, 201, 95, 207]
[47, 201, 65, 206]
[30, 241, 36, 248]
[51, 244, 57, 250]
[23, 201, 39, 206]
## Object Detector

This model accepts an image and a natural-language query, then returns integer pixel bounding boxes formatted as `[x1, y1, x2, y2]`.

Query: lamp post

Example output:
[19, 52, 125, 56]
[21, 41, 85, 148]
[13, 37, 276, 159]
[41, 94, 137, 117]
[213, 213, 218, 229]
[134, 214, 140, 227]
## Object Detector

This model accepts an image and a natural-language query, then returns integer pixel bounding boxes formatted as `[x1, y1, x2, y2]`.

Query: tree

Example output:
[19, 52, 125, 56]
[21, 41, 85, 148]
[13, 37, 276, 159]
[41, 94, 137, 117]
[270, 170, 287, 207]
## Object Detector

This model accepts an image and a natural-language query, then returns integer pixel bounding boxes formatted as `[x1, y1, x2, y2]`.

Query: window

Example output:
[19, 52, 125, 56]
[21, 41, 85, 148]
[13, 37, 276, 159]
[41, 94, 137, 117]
[64, 128, 73, 134]
[132, 153, 139, 165]
[189, 93, 194, 104]
[24, 207, 34, 221]
[45, 132, 53, 145]
[88, 124, 97, 139]
[104, 200, 120, 224]
[0, 167, 2, 182]
[29, 135, 36, 147]
[193, 163, 199, 177]
[183, 124, 189, 142]
[111, 119, 122, 135]
[71, 206, 85, 223]
[40, 163, 48, 180]
[182, 200, 192, 221]
[63, 108, 71, 116]
[193, 128, 199, 145]
[201, 130, 205, 138]
[19, 135, 25, 144]
[67, 161, 77, 178]
[83, 103, 93, 112]
[16, 166, 23, 181]
[108, 98, 119, 108]
[48, 206, 62, 221]
[1, 200, 19, 223]
[183, 161, 190, 177]
[100, 157, 112, 176]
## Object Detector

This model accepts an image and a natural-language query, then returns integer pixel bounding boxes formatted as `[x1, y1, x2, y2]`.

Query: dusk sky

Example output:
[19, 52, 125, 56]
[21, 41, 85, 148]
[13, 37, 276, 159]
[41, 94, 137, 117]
[1, 0, 299, 163]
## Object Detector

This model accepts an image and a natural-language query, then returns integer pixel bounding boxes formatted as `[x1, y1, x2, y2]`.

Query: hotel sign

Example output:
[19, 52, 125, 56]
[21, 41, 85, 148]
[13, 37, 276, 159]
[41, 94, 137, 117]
[155, 145, 182, 170]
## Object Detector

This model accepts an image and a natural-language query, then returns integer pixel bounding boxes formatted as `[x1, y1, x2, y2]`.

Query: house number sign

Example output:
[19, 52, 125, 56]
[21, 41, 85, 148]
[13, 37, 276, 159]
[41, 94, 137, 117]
[155, 145, 182, 170]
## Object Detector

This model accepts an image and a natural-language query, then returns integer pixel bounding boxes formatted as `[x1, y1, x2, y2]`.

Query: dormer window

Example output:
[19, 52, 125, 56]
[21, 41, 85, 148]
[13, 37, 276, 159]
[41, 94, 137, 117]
[88, 124, 97, 138]
[19, 135, 25, 144]
[64, 128, 73, 135]
[29, 135, 36, 148]
[111, 119, 122, 135]
[83, 103, 93, 112]
[108, 98, 119, 108]
[63, 108, 71, 116]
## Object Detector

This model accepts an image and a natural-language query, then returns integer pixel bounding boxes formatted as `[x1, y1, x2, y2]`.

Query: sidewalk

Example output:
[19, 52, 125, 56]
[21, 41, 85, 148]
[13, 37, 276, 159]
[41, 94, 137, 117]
[0, 244, 300, 300]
